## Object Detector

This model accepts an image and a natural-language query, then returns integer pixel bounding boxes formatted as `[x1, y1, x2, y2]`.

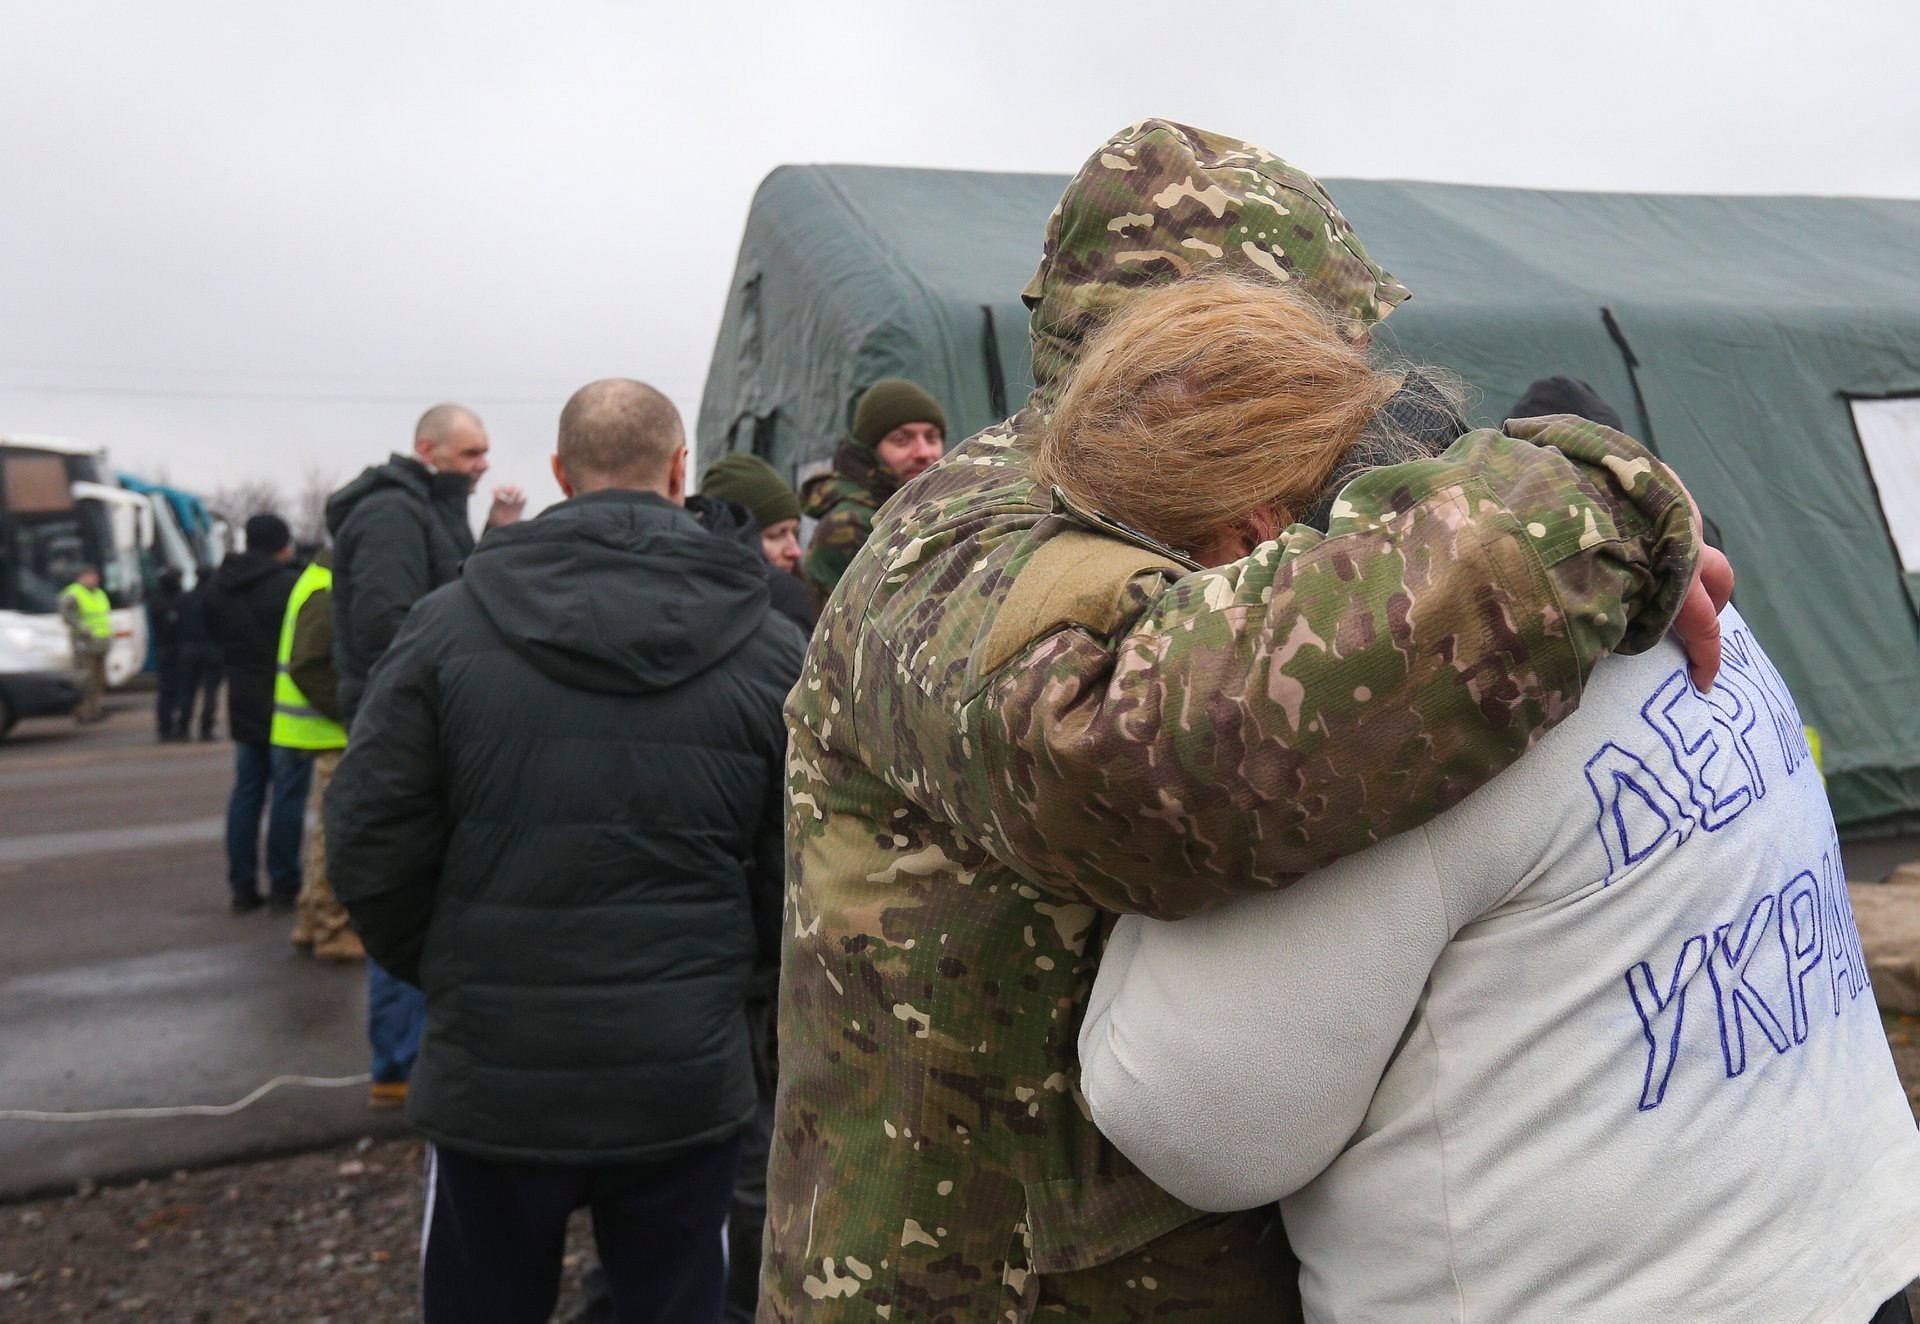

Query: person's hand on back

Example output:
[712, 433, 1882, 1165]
[1671, 488, 1735, 691]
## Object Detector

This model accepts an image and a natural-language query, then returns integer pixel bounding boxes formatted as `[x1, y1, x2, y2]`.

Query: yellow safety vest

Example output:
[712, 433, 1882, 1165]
[60, 583, 113, 639]
[270, 561, 347, 750]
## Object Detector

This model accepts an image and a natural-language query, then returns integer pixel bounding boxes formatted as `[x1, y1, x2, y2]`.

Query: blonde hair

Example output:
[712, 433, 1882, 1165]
[1035, 275, 1404, 557]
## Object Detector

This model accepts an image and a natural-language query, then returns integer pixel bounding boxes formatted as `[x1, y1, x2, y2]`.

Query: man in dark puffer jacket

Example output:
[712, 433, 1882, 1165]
[328, 403, 525, 1108]
[202, 514, 305, 913]
[327, 379, 804, 1324]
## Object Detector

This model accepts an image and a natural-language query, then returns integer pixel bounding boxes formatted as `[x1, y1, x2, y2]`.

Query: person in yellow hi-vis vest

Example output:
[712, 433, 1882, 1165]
[58, 566, 114, 723]
[270, 548, 363, 962]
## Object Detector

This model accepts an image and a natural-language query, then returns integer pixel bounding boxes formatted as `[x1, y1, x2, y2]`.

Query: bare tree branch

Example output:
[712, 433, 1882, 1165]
[289, 466, 340, 547]
[208, 478, 287, 549]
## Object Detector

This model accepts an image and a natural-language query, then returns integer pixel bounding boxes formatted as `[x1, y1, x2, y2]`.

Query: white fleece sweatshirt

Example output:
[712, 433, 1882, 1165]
[1081, 608, 1920, 1323]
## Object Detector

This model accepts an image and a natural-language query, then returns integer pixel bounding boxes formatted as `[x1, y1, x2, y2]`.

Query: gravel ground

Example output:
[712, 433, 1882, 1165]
[0, 1137, 597, 1322]
[1, 1019, 1916, 1322]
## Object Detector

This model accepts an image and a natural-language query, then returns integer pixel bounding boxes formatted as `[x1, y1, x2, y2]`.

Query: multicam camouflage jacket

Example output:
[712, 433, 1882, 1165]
[762, 120, 1700, 1323]
[802, 438, 899, 609]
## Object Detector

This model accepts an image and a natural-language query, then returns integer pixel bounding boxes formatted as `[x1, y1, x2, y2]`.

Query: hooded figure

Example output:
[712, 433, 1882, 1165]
[800, 378, 948, 605]
[201, 516, 298, 746]
[325, 453, 477, 724]
[688, 490, 816, 631]
[325, 488, 804, 1166]
[762, 119, 1704, 1321]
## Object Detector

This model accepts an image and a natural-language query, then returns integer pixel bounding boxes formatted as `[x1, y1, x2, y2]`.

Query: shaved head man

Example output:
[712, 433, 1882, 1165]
[327, 398, 524, 1109]
[551, 379, 688, 499]
[329, 373, 804, 1323]
[412, 403, 525, 527]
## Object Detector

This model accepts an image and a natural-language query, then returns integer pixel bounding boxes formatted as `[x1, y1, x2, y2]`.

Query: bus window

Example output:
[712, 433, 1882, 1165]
[7, 516, 88, 613]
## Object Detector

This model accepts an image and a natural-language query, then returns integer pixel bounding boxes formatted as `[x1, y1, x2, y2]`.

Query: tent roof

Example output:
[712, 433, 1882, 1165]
[696, 164, 1062, 473]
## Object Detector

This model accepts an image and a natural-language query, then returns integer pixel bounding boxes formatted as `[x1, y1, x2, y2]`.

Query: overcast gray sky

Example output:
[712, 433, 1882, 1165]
[3, 0, 1916, 516]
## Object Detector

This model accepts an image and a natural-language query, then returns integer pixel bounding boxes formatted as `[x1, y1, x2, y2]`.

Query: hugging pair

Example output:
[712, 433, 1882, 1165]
[764, 120, 1920, 1322]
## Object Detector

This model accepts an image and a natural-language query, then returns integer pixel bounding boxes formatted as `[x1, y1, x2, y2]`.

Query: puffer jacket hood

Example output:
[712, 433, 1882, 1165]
[800, 436, 897, 520]
[325, 454, 472, 537]
[461, 489, 769, 694]
[684, 491, 759, 549]
[1022, 118, 1411, 407]
[213, 549, 290, 595]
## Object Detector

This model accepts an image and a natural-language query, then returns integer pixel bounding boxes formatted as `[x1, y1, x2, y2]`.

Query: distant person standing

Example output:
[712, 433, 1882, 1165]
[202, 515, 305, 914]
[150, 567, 187, 740]
[272, 547, 362, 962]
[329, 380, 801, 1324]
[328, 403, 525, 1108]
[799, 378, 945, 607]
[176, 567, 224, 740]
[57, 566, 113, 723]
[694, 453, 814, 630]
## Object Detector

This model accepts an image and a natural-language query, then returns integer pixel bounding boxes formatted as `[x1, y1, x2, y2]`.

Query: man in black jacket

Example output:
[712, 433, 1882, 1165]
[150, 567, 186, 740]
[328, 379, 803, 1324]
[202, 514, 305, 914]
[327, 403, 524, 724]
[176, 567, 223, 740]
[327, 403, 524, 1107]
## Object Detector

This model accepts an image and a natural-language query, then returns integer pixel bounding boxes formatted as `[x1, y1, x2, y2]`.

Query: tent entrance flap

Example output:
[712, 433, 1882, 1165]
[1848, 394, 1920, 623]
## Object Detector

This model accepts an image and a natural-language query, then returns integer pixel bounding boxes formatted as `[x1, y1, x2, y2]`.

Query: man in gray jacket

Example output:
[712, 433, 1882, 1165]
[326, 402, 524, 1107]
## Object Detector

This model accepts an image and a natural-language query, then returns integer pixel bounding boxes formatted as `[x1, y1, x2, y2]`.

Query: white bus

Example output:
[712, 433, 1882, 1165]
[0, 435, 152, 733]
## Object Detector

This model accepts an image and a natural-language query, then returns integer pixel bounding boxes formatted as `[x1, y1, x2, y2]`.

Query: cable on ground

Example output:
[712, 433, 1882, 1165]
[0, 1074, 373, 1123]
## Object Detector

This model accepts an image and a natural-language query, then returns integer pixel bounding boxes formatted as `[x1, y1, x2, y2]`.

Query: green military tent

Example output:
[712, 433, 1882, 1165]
[697, 163, 1920, 836]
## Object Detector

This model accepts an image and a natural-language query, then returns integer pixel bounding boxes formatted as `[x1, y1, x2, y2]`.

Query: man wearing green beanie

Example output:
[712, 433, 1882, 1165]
[799, 378, 946, 607]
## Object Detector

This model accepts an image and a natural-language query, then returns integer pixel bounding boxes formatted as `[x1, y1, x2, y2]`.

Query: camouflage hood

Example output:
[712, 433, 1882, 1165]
[1023, 118, 1411, 406]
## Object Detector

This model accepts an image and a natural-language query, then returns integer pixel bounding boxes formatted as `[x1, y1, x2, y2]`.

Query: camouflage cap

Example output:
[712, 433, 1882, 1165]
[1024, 119, 1411, 402]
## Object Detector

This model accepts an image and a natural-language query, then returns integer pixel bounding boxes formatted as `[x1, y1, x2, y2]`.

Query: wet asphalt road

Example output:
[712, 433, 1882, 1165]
[0, 697, 403, 1202]
[3, 688, 1916, 1209]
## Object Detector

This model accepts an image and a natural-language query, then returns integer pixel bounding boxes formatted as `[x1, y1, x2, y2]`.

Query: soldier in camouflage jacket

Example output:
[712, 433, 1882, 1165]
[800, 436, 896, 609]
[802, 380, 948, 609]
[763, 119, 1711, 1322]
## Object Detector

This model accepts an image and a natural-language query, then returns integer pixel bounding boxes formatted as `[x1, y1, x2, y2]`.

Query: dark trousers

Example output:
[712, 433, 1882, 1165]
[155, 651, 185, 736]
[225, 742, 312, 902]
[179, 645, 223, 737]
[1871, 1289, 1914, 1324]
[721, 1093, 772, 1322]
[723, 997, 777, 1323]
[422, 1136, 743, 1324]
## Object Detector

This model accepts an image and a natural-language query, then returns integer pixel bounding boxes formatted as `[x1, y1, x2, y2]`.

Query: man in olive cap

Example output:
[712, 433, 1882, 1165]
[798, 378, 945, 606]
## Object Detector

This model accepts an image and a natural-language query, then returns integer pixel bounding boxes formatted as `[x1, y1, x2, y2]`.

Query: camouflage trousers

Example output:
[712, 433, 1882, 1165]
[293, 749, 352, 947]
[75, 648, 107, 722]
[1030, 1207, 1301, 1323]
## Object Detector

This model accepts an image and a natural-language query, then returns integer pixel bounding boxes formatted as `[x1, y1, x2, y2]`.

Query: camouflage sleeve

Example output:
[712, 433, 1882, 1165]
[968, 417, 1697, 919]
[801, 506, 870, 606]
